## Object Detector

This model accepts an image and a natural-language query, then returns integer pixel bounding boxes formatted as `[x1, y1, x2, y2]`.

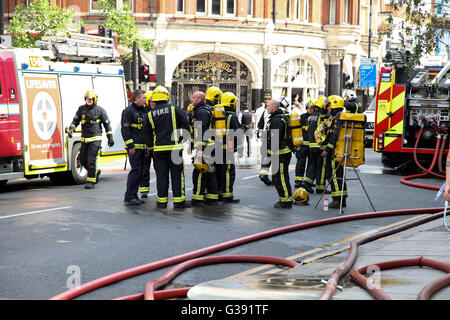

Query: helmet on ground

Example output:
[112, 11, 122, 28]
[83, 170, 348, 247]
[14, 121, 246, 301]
[206, 86, 223, 104]
[328, 95, 345, 109]
[315, 96, 329, 109]
[145, 90, 153, 106]
[84, 90, 98, 104]
[221, 92, 238, 108]
[279, 96, 290, 109]
[193, 158, 213, 174]
[344, 90, 357, 100]
[152, 86, 170, 102]
[293, 187, 309, 205]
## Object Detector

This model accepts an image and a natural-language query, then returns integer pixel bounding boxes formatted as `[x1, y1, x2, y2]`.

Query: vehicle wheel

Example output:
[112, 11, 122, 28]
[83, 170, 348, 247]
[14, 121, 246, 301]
[70, 143, 87, 185]
[0, 180, 7, 188]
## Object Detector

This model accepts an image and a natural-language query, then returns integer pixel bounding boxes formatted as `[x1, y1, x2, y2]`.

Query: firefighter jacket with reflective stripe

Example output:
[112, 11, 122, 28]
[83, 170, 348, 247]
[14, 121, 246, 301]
[300, 112, 312, 147]
[344, 99, 361, 113]
[267, 108, 291, 156]
[143, 101, 189, 152]
[191, 102, 214, 151]
[121, 102, 148, 150]
[307, 110, 330, 151]
[223, 107, 243, 152]
[70, 104, 112, 142]
[326, 110, 344, 154]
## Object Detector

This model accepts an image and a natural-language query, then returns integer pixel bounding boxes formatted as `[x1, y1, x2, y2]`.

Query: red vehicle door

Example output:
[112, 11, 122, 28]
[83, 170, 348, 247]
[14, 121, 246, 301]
[0, 52, 21, 158]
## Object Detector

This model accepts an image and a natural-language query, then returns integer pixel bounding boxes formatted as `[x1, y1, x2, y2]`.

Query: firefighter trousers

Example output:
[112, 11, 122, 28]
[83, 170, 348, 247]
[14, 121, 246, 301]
[139, 152, 152, 195]
[80, 141, 102, 184]
[303, 148, 321, 189]
[259, 139, 271, 177]
[330, 160, 348, 202]
[153, 150, 186, 205]
[272, 153, 293, 203]
[124, 149, 146, 202]
[192, 166, 219, 202]
[294, 145, 310, 185]
[216, 152, 236, 200]
[315, 152, 333, 193]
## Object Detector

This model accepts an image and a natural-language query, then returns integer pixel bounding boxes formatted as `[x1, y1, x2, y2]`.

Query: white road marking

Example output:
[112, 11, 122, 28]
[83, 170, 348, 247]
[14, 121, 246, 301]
[0, 206, 72, 220]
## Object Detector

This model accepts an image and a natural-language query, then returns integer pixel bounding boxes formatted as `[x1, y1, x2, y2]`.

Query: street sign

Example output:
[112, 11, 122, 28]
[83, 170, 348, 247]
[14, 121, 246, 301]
[359, 59, 377, 88]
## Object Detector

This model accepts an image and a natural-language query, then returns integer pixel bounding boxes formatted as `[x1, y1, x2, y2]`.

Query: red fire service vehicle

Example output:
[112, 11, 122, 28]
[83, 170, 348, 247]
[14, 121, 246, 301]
[0, 32, 128, 187]
[373, 48, 450, 170]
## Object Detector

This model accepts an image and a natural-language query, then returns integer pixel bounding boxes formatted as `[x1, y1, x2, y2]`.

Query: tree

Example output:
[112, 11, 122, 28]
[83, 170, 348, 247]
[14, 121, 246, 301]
[97, 0, 152, 57]
[386, 0, 449, 69]
[7, 0, 77, 48]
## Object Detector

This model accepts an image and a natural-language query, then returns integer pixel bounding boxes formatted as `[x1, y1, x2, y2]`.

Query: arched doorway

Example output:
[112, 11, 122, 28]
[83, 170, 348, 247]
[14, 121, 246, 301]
[171, 53, 253, 110]
[273, 57, 319, 106]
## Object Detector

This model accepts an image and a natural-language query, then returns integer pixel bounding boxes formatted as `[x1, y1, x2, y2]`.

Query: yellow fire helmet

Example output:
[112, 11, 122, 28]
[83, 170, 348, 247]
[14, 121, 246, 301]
[221, 92, 238, 108]
[193, 158, 213, 174]
[328, 95, 345, 109]
[315, 96, 329, 110]
[152, 85, 170, 102]
[145, 90, 153, 107]
[84, 90, 98, 104]
[305, 98, 315, 108]
[206, 86, 223, 104]
[187, 103, 195, 112]
[293, 187, 309, 205]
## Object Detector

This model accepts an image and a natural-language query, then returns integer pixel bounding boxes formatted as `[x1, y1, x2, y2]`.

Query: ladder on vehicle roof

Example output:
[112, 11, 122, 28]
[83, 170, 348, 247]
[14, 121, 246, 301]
[38, 32, 118, 63]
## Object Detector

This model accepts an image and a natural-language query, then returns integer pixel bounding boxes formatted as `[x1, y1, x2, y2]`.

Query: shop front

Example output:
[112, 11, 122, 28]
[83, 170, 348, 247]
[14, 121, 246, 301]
[170, 53, 253, 111]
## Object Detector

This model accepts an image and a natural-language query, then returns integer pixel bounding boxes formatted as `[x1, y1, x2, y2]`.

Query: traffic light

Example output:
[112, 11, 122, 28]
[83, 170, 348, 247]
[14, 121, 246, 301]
[139, 64, 150, 83]
[123, 60, 133, 82]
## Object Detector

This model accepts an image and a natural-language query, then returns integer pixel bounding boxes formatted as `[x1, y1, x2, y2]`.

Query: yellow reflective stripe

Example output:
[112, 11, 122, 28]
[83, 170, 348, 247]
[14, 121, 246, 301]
[106, 131, 113, 135]
[130, 124, 143, 129]
[125, 139, 134, 145]
[181, 169, 185, 198]
[192, 194, 204, 201]
[268, 147, 291, 155]
[140, 187, 149, 192]
[81, 136, 102, 143]
[173, 196, 186, 203]
[134, 143, 147, 149]
[331, 160, 340, 193]
[195, 173, 203, 197]
[259, 169, 269, 175]
[148, 111, 157, 148]
[86, 177, 96, 182]
[226, 164, 231, 194]
[157, 197, 168, 203]
[153, 145, 183, 151]
[171, 106, 178, 143]
[206, 194, 218, 200]
[280, 163, 289, 200]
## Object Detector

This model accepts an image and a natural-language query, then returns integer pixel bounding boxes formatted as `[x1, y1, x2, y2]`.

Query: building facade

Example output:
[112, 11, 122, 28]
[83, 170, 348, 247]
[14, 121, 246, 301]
[4, 0, 385, 109]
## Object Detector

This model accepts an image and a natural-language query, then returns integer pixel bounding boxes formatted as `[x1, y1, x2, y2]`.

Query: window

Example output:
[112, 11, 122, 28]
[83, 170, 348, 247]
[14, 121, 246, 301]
[197, 0, 206, 13]
[177, 0, 184, 12]
[90, 0, 100, 11]
[343, 0, 349, 23]
[295, 0, 301, 20]
[329, 0, 336, 24]
[248, 0, 253, 16]
[286, 0, 291, 19]
[226, 0, 235, 15]
[211, 0, 221, 15]
[303, 0, 309, 22]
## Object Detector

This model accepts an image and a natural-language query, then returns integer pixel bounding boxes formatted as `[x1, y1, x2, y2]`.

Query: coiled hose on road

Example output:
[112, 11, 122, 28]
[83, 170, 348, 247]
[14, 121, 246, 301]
[50, 207, 445, 301]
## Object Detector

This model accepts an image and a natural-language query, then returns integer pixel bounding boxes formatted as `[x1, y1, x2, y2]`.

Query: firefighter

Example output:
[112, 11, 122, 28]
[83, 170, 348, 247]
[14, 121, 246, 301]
[302, 96, 331, 194]
[190, 88, 220, 206]
[68, 90, 114, 189]
[143, 86, 190, 209]
[139, 91, 154, 198]
[256, 104, 272, 186]
[266, 99, 293, 209]
[294, 99, 314, 188]
[121, 89, 148, 205]
[344, 90, 361, 113]
[326, 95, 348, 209]
[216, 92, 243, 203]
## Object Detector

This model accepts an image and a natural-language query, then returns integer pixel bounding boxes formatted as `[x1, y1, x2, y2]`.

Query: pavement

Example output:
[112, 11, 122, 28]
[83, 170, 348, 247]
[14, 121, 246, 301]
[99, 138, 450, 300]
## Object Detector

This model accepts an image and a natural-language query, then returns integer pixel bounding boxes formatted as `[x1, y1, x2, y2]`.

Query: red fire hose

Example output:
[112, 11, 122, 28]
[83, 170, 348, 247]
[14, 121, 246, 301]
[350, 256, 450, 300]
[50, 207, 443, 300]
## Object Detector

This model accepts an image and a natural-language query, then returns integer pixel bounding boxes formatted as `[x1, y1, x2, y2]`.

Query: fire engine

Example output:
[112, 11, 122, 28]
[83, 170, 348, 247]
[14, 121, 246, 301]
[0, 32, 128, 187]
[373, 48, 450, 170]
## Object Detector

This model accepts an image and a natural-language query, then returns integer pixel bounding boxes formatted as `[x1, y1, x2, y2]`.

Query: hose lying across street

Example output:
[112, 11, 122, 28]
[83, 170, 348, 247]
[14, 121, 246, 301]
[50, 207, 447, 300]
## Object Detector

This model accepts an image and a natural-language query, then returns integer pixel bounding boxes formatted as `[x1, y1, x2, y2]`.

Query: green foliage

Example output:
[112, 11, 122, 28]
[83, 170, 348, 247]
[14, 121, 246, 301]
[7, 0, 77, 48]
[386, 0, 448, 69]
[97, 0, 152, 54]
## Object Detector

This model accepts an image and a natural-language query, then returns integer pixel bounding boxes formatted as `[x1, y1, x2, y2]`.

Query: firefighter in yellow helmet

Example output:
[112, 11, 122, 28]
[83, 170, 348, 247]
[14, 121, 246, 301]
[189, 89, 220, 206]
[215, 92, 244, 203]
[326, 95, 348, 209]
[301, 95, 331, 194]
[68, 89, 114, 189]
[143, 85, 191, 208]
[294, 98, 315, 188]
[139, 90, 154, 199]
